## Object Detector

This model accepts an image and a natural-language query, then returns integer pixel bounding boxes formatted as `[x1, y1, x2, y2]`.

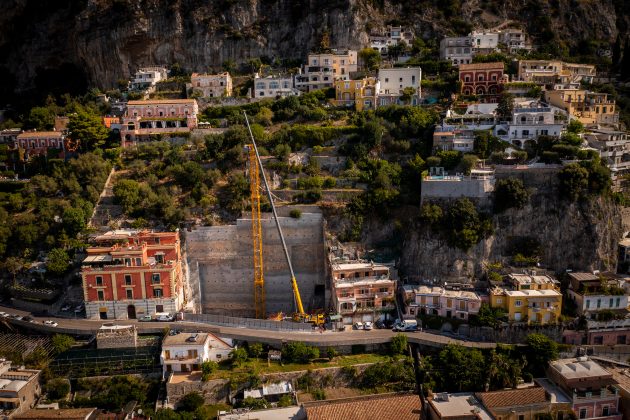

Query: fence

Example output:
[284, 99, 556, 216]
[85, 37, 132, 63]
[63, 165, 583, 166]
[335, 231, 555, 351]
[49, 345, 162, 378]
[184, 313, 314, 332]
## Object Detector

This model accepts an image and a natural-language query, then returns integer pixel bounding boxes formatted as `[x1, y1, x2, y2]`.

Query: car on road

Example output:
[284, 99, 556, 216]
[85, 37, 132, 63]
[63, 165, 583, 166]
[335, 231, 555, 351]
[74, 305, 84, 313]
[155, 313, 174, 322]
[393, 319, 418, 332]
[353, 322, 364, 330]
[10, 314, 23, 321]
[137, 315, 153, 322]
[43, 320, 58, 327]
[60, 304, 71, 312]
[0, 312, 8, 318]
[364, 321, 373, 331]
[22, 316, 35, 323]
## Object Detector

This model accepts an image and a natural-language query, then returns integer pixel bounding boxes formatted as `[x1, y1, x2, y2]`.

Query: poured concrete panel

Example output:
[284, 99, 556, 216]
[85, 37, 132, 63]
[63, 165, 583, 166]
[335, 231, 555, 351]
[186, 213, 326, 317]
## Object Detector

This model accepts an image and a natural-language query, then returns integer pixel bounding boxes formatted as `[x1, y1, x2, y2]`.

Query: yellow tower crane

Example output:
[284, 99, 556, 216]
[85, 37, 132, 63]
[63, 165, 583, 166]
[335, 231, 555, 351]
[248, 144, 265, 319]
[244, 112, 322, 324]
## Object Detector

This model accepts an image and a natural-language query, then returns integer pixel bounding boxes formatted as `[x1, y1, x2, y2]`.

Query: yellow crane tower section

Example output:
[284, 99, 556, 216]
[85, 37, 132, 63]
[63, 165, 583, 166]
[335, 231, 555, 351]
[248, 145, 266, 319]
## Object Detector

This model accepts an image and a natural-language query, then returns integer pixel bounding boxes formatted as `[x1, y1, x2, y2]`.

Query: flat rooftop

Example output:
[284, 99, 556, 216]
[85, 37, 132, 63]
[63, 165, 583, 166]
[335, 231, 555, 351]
[549, 357, 612, 380]
[162, 332, 232, 350]
[429, 393, 492, 420]
[504, 289, 562, 297]
[168, 371, 202, 384]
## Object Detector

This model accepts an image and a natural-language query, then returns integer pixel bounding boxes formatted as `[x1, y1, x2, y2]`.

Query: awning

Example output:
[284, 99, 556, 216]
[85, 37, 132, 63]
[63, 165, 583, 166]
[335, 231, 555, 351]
[0, 396, 19, 403]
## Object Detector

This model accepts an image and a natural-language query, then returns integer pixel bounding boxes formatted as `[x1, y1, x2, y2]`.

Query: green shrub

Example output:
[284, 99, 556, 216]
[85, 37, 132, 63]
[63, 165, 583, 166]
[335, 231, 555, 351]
[493, 178, 530, 213]
[289, 209, 302, 219]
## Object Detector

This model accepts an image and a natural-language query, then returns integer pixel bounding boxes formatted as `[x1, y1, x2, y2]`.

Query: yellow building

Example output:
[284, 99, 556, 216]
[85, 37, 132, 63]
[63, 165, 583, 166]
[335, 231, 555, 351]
[333, 77, 380, 111]
[545, 88, 619, 126]
[490, 288, 562, 324]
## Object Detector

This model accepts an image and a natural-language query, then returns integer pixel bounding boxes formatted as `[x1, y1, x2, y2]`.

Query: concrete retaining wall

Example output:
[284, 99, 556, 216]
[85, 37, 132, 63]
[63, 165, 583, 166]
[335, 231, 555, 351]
[186, 213, 327, 317]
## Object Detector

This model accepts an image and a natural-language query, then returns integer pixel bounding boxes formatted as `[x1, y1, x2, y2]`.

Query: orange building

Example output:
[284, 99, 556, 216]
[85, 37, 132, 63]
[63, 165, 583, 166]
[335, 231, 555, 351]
[81, 230, 185, 320]
[459, 62, 504, 98]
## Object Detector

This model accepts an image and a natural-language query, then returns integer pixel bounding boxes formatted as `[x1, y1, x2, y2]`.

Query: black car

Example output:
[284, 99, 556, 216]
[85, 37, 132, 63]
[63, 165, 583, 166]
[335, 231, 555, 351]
[22, 316, 35, 323]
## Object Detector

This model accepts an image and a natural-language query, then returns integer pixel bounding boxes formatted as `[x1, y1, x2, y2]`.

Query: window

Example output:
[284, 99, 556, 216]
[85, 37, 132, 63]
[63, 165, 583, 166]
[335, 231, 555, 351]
[124, 274, 132, 285]
[496, 298, 503, 304]
[124, 258, 131, 267]
[155, 254, 164, 264]
[515, 300, 522, 307]
[96, 276, 103, 286]
[465, 76, 470, 82]
[586, 299, 590, 308]
[519, 415, 525, 420]
[385, 78, 389, 82]
[97, 290, 105, 301]
[412, 75, 416, 84]
[478, 74, 484, 81]
[597, 299, 601, 308]
[602, 406, 610, 416]
[152, 273, 161, 284]
[616, 297, 621, 307]
[126, 289, 133, 299]
[379, 287, 389, 293]
[610, 298, 614, 307]
[579, 409, 587, 419]
[136, 258, 142, 266]
[154, 288, 163, 298]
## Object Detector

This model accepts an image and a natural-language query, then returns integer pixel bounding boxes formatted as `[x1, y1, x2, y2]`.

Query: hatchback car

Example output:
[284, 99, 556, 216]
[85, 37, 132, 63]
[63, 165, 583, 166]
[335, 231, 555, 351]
[353, 322, 364, 330]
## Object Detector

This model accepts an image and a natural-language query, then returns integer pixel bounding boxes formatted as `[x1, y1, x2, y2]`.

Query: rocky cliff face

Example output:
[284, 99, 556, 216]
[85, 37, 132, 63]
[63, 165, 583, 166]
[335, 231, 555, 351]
[400, 191, 624, 282]
[0, 0, 628, 102]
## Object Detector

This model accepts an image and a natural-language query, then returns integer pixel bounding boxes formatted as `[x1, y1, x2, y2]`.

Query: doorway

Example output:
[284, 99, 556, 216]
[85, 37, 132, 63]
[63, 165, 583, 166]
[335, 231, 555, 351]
[127, 305, 136, 319]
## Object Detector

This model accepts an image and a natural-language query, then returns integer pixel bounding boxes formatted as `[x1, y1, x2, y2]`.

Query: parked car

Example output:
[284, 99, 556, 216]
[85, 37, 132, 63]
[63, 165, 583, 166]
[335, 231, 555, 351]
[74, 305, 85, 313]
[60, 304, 71, 312]
[156, 313, 174, 322]
[353, 322, 364, 330]
[137, 315, 153, 322]
[364, 321, 373, 331]
[10, 314, 23, 321]
[22, 316, 34, 323]
[43, 320, 58, 327]
[0, 312, 8, 318]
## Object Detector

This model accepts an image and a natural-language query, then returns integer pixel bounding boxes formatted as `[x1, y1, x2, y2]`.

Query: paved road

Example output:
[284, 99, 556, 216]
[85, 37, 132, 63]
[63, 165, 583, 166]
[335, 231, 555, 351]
[0, 304, 495, 349]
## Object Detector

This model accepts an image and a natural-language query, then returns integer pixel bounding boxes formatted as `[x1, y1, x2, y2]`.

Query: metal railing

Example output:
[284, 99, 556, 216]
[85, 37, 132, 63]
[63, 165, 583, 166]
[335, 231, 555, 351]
[183, 313, 314, 332]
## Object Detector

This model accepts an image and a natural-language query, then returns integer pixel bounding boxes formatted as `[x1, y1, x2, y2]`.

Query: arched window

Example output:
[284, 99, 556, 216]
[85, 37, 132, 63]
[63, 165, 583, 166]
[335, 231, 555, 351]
[478, 74, 484, 81]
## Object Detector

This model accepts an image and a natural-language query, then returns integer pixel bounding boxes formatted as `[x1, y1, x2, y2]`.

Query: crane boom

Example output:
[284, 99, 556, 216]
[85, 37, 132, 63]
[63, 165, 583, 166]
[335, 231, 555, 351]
[243, 112, 306, 316]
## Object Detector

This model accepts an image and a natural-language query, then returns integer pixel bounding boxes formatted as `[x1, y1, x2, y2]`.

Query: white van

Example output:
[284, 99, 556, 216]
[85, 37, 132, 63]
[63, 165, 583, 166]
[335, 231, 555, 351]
[155, 312, 174, 322]
[394, 319, 418, 332]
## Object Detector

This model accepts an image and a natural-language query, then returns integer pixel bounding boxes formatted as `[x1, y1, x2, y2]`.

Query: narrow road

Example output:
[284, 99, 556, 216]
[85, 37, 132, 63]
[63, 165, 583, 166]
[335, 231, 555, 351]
[0, 305, 495, 349]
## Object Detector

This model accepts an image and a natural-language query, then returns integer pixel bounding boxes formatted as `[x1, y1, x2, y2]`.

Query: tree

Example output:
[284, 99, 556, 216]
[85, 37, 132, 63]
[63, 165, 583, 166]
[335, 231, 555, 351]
[62, 207, 87, 237]
[277, 394, 293, 407]
[51, 334, 75, 354]
[200, 361, 218, 381]
[525, 333, 558, 376]
[474, 130, 505, 159]
[420, 203, 443, 225]
[438, 344, 487, 392]
[27, 107, 55, 130]
[359, 48, 382, 71]
[238, 396, 268, 410]
[45, 378, 70, 400]
[390, 334, 408, 355]
[47, 248, 70, 275]
[230, 347, 249, 366]
[558, 163, 589, 201]
[247, 342, 264, 359]
[487, 350, 523, 390]
[496, 93, 514, 122]
[400, 87, 416, 105]
[493, 178, 530, 213]
[283, 342, 320, 363]
[113, 179, 141, 213]
[177, 392, 204, 412]
[67, 109, 110, 151]
[567, 119, 584, 134]
[461, 154, 479, 175]
[444, 198, 491, 251]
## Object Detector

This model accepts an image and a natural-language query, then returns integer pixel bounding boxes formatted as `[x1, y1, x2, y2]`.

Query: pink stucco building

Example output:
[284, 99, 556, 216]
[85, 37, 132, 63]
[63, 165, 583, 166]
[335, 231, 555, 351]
[545, 357, 622, 420]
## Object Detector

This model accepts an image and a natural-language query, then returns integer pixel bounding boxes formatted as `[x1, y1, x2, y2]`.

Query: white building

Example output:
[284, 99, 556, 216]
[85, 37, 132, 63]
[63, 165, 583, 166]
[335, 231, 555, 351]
[294, 50, 358, 92]
[584, 129, 630, 189]
[499, 29, 531, 53]
[441, 103, 498, 132]
[432, 128, 475, 152]
[470, 31, 499, 53]
[494, 101, 565, 148]
[190, 72, 232, 98]
[161, 332, 233, 375]
[402, 285, 482, 320]
[369, 26, 414, 54]
[253, 74, 300, 98]
[129, 67, 168, 91]
[377, 67, 422, 106]
[440, 36, 473, 66]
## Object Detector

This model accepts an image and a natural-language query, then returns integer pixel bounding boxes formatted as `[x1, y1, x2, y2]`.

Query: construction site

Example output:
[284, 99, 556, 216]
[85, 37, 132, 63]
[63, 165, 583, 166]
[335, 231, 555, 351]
[185, 211, 327, 318]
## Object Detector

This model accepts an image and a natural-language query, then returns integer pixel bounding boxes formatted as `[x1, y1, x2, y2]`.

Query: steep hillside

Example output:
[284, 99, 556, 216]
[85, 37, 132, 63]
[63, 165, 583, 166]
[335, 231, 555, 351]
[0, 0, 628, 104]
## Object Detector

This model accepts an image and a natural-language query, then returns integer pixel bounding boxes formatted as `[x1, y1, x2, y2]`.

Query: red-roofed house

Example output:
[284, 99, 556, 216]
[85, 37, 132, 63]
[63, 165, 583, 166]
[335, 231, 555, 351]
[459, 62, 505, 99]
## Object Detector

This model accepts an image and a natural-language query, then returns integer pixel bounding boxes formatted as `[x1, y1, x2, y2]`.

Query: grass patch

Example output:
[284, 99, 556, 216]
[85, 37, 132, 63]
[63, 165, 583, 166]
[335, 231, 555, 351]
[207, 353, 390, 381]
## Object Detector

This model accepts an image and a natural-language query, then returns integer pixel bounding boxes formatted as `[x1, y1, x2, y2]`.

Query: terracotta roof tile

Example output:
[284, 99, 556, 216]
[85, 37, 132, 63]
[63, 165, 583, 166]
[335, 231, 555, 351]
[477, 387, 548, 409]
[459, 62, 505, 71]
[304, 393, 421, 420]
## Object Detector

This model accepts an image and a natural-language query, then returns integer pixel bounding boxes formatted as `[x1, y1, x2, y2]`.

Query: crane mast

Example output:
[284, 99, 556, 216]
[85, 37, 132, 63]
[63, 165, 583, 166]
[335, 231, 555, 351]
[248, 144, 266, 319]
[244, 112, 306, 317]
